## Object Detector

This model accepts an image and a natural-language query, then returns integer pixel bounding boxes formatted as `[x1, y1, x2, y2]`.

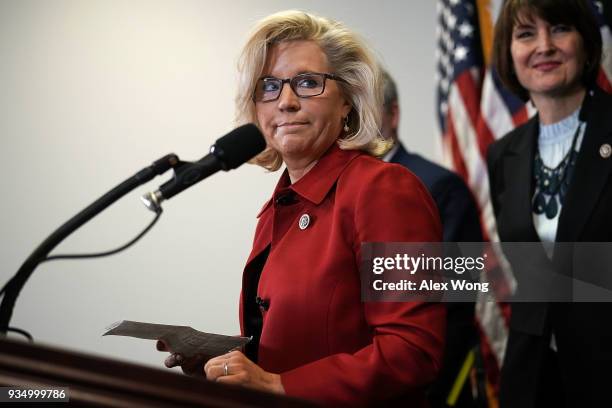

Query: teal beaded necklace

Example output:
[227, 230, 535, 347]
[532, 122, 582, 219]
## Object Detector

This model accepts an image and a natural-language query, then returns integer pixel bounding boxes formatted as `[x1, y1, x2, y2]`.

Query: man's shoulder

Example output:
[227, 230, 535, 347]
[393, 148, 466, 193]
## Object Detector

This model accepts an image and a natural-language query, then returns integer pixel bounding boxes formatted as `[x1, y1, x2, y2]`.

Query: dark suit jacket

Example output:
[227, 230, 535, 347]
[487, 87, 612, 408]
[390, 144, 482, 407]
[390, 144, 482, 242]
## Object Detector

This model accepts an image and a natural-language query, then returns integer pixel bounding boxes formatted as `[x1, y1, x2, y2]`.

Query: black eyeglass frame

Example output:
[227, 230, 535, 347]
[252, 72, 347, 102]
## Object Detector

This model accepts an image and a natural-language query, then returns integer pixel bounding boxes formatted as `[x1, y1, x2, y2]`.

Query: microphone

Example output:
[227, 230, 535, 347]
[141, 123, 266, 212]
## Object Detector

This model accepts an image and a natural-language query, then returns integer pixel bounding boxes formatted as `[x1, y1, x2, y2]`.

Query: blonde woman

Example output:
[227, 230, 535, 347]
[162, 11, 445, 407]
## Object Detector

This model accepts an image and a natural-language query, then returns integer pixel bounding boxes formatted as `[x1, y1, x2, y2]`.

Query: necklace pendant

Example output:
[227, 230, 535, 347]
[533, 192, 547, 214]
[545, 195, 559, 219]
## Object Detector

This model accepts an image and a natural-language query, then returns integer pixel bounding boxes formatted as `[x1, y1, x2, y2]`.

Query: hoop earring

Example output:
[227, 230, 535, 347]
[343, 116, 350, 132]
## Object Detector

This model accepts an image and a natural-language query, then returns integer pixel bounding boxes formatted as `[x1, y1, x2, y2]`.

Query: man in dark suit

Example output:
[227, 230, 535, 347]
[381, 70, 482, 243]
[381, 70, 483, 408]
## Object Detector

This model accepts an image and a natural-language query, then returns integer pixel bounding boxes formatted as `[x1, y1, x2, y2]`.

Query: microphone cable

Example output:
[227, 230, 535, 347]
[0, 208, 162, 342]
[41, 208, 162, 262]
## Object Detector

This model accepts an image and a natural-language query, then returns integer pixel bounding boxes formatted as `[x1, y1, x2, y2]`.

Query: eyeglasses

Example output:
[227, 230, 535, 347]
[253, 72, 346, 102]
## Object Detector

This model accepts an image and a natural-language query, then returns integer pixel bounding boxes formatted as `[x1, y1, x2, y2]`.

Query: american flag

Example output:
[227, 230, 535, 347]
[436, 0, 612, 403]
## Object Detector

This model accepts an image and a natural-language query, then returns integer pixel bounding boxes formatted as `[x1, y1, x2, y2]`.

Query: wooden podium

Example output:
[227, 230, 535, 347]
[0, 338, 316, 407]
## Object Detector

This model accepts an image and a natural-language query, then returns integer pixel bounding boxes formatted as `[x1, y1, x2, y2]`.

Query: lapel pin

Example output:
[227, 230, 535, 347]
[600, 143, 612, 159]
[298, 214, 310, 230]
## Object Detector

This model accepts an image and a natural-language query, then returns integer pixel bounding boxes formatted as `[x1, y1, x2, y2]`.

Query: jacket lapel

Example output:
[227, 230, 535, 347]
[497, 117, 551, 335]
[500, 116, 541, 242]
[556, 89, 612, 242]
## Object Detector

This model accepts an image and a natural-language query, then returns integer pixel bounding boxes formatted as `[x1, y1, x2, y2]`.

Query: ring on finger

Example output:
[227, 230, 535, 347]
[223, 361, 229, 376]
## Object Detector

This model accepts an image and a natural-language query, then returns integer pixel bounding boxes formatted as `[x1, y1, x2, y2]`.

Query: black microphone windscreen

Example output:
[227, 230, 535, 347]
[213, 124, 266, 170]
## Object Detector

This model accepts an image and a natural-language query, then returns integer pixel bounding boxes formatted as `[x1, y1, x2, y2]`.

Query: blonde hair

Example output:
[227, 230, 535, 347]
[235, 10, 391, 171]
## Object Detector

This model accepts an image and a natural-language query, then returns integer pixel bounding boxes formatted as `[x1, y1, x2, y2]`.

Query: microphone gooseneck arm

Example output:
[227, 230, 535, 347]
[1, 123, 265, 336]
[141, 154, 221, 213]
[0, 154, 179, 335]
[140, 123, 267, 213]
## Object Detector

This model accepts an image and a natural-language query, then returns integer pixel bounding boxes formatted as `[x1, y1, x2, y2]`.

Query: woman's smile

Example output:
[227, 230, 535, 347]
[532, 60, 562, 71]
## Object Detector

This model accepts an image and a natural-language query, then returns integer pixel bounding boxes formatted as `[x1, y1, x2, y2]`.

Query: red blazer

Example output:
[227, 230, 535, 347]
[240, 144, 446, 407]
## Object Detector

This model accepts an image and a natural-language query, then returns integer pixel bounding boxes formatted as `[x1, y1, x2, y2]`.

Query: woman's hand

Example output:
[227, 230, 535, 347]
[156, 340, 209, 377]
[204, 350, 285, 395]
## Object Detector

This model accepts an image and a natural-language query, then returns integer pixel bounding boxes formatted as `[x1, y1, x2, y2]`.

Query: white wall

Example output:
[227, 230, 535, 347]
[0, 0, 437, 370]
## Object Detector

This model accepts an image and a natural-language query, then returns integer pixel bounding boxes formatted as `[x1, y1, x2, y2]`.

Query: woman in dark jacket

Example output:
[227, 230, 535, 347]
[488, 1, 612, 407]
